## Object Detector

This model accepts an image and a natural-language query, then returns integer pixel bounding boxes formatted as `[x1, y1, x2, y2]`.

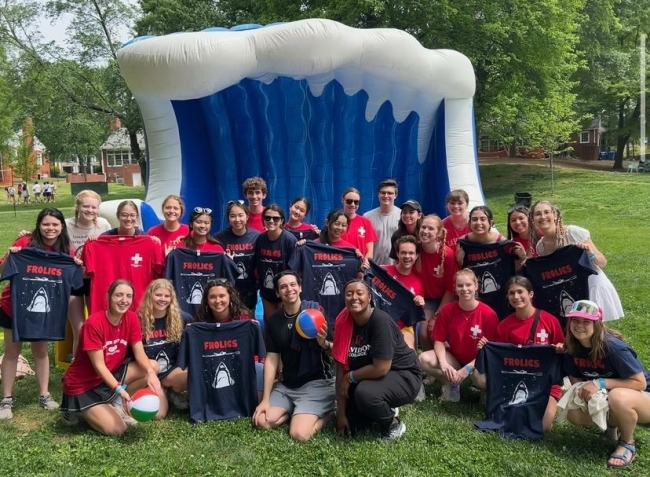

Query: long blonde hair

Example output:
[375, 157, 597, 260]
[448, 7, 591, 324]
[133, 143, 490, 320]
[74, 190, 102, 224]
[416, 214, 447, 275]
[138, 279, 184, 343]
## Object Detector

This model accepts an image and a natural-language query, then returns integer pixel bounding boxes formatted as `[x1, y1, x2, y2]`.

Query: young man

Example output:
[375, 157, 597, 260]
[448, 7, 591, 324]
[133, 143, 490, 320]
[363, 179, 401, 265]
[242, 176, 267, 232]
[32, 182, 41, 203]
[253, 271, 334, 441]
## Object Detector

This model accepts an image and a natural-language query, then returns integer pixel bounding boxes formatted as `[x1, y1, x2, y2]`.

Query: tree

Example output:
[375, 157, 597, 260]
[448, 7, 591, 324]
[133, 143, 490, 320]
[10, 120, 40, 181]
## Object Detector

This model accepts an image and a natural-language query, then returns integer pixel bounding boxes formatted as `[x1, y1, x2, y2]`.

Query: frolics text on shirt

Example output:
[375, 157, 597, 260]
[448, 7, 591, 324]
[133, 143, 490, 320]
[371, 276, 397, 299]
[227, 243, 254, 252]
[573, 357, 605, 369]
[541, 265, 573, 281]
[260, 249, 281, 258]
[314, 253, 344, 261]
[204, 339, 238, 350]
[150, 329, 168, 340]
[183, 262, 214, 271]
[26, 265, 63, 276]
[467, 250, 498, 262]
[503, 357, 540, 368]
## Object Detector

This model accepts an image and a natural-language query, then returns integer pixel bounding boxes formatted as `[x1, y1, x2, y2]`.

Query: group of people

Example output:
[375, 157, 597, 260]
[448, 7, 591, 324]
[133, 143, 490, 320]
[4, 180, 56, 205]
[0, 176, 647, 467]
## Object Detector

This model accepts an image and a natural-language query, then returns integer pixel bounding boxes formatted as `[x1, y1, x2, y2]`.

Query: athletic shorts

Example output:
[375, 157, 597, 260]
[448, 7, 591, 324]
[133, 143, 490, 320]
[269, 378, 335, 417]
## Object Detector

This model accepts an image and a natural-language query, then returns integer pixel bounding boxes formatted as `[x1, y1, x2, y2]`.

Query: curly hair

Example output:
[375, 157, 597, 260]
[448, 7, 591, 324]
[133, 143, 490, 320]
[138, 279, 184, 343]
[242, 176, 267, 195]
[564, 318, 624, 362]
[194, 279, 253, 323]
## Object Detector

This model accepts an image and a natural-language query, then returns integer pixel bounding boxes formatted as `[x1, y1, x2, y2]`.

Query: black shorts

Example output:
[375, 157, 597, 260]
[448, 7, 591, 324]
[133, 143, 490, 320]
[0, 307, 11, 330]
[61, 363, 129, 412]
[70, 278, 91, 297]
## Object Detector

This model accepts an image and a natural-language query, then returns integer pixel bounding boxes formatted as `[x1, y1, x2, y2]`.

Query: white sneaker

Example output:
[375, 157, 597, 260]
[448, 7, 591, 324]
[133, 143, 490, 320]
[391, 407, 399, 418]
[382, 418, 406, 442]
[112, 405, 138, 426]
[440, 384, 461, 403]
[0, 397, 13, 420]
[39, 393, 60, 410]
[414, 383, 426, 402]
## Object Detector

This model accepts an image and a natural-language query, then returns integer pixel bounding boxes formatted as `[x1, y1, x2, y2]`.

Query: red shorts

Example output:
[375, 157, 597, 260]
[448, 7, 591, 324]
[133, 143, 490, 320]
[550, 384, 562, 400]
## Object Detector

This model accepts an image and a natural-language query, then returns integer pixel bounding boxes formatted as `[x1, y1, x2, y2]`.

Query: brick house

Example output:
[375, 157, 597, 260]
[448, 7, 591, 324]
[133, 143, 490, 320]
[100, 119, 146, 187]
[570, 117, 605, 161]
[0, 127, 51, 185]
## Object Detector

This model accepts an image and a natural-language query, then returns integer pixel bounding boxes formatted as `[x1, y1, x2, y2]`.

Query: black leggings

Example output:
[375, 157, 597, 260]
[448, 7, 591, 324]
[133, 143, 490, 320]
[346, 369, 421, 434]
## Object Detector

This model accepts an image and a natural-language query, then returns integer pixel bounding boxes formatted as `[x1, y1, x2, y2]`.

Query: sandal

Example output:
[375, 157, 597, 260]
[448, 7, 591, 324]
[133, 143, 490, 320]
[607, 440, 636, 468]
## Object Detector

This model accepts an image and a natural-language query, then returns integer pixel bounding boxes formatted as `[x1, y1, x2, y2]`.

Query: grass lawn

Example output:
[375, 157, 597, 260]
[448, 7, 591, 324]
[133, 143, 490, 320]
[1, 166, 649, 477]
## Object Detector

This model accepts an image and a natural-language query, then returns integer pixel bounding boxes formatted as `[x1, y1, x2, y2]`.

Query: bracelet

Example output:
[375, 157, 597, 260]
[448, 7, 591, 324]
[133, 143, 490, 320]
[348, 371, 357, 384]
[322, 340, 330, 351]
[464, 364, 474, 374]
[588, 252, 597, 261]
[112, 382, 121, 391]
[114, 384, 127, 395]
[597, 377, 606, 390]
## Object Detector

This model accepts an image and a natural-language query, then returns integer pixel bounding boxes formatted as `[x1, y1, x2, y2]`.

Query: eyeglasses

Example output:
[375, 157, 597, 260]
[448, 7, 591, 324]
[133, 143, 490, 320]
[207, 278, 231, 287]
[263, 216, 282, 223]
[119, 213, 138, 219]
[379, 191, 395, 196]
[194, 207, 212, 215]
[228, 200, 244, 206]
[345, 199, 360, 205]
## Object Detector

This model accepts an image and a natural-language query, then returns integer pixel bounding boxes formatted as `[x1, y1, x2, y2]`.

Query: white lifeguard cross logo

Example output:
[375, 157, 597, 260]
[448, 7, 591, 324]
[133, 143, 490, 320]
[358, 226, 366, 238]
[131, 253, 143, 267]
[537, 329, 549, 344]
[470, 324, 482, 338]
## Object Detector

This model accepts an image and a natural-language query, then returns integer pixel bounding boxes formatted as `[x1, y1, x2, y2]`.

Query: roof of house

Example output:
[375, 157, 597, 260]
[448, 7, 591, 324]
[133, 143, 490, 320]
[584, 117, 606, 134]
[6, 129, 46, 152]
[101, 127, 146, 150]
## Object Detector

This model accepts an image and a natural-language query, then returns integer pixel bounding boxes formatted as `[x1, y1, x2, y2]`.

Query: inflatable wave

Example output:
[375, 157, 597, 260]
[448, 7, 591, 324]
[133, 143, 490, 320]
[117, 19, 484, 228]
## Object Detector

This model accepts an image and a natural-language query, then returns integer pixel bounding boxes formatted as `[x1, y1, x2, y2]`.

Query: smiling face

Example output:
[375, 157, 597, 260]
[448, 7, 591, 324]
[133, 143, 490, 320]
[246, 189, 266, 208]
[507, 283, 533, 311]
[118, 205, 139, 232]
[509, 211, 529, 237]
[396, 242, 418, 270]
[263, 210, 283, 232]
[289, 200, 308, 223]
[78, 197, 100, 223]
[342, 192, 360, 217]
[276, 274, 302, 306]
[532, 202, 557, 233]
[191, 214, 212, 238]
[152, 286, 172, 314]
[345, 281, 371, 315]
[327, 213, 348, 240]
[419, 216, 442, 245]
[455, 271, 478, 302]
[39, 215, 63, 244]
[162, 198, 183, 223]
[569, 317, 595, 342]
[447, 199, 467, 217]
[207, 285, 231, 321]
[228, 205, 248, 232]
[109, 284, 134, 316]
[378, 186, 397, 207]
[400, 206, 421, 229]
[469, 209, 491, 236]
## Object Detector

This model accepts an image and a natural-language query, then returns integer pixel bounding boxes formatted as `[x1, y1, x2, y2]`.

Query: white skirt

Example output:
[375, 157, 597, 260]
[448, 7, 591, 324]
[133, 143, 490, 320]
[589, 271, 624, 321]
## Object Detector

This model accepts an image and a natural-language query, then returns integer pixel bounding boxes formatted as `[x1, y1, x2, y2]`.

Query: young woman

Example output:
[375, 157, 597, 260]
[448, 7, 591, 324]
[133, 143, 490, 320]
[66, 190, 112, 357]
[389, 200, 423, 260]
[442, 189, 470, 249]
[102, 200, 147, 236]
[475, 276, 564, 432]
[562, 299, 650, 468]
[138, 279, 193, 418]
[284, 197, 319, 241]
[147, 195, 190, 251]
[215, 201, 260, 311]
[60, 280, 161, 435]
[0, 208, 79, 420]
[340, 188, 377, 261]
[530, 201, 623, 321]
[316, 209, 356, 249]
[419, 269, 499, 402]
[253, 204, 297, 319]
[507, 204, 537, 258]
[179, 207, 225, 252]
[332, 279, 421, 441]
[417, 214, 457, 351]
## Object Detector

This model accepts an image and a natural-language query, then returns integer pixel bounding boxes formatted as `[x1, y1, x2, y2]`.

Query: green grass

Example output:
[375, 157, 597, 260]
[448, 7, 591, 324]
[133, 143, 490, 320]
[1, 167, 650, 476]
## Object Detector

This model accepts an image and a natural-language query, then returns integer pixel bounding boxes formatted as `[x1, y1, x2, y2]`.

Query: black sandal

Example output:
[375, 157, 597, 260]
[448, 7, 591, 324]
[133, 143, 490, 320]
[607, 440, 636, 468]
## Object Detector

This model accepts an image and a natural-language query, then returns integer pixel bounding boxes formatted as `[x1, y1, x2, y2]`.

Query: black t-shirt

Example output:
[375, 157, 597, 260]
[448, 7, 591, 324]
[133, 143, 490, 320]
[459, 239, 516, 320]
[367, 260, 424, 327]
[142, 311, 193, 379]
[1, 248, 83, 341]
[253, 231, 297, 301]
[176, 320, 265, 423]
[214, 228, 260, 293]
[287, 242, 361, 327]
[475, 343, 562, 440]
[347, 309, 420, 373]
[165, 248, 238, 316]
[265, 307, 333, 389]
[519, 245, 597, 329]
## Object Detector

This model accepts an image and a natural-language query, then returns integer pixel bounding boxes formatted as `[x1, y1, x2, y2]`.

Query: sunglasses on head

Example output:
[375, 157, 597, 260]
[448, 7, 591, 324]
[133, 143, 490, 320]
[570, 300, 600, 317]
[263, 215, 282, 223]
[345, 199, 360, 205]
[228, 200, 245, 206]
[207, 278, 231, 287]
[194, 207, 212, 215]
[508, 204, 529, 214]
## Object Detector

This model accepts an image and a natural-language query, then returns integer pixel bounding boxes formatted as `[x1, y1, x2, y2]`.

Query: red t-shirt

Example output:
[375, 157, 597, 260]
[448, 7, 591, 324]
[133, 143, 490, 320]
[285, 222, 317, 233]
[248, 211, 265, 232]
[418, 245, 457, 299]
[383, 265, 423, 296]
[314, 238, 357, 249]
[63, 310, 142, 395]
[497, 309, 564, 346]
[81, 236, 164, 313]
[179, 241, 225, 253]
[431, 301, 499, 365]
[513, 236, 538, 258]
[341, 215, 377, 255]
[147, 223, 190, 249]
[442, 216, 470, 249]
[1, 236, 74, 317]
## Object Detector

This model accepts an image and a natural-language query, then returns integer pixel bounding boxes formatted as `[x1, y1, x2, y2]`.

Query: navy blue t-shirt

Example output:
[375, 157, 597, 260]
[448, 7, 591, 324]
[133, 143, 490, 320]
[520, 245, 597, 329]
[176, 320, 266, 423]
[563, 335, 650, 391]
[1, 248, 83, 342]
[142, 311, 193, 379]
[287, 242, 361, 327]
[459, 239, 516, 320]
[253, 231, 297, 301]
[475, 343, 563, 439]
[214, 228, 259, 294]
[366, 260, 424, 327]
[165, 248, 238, 316]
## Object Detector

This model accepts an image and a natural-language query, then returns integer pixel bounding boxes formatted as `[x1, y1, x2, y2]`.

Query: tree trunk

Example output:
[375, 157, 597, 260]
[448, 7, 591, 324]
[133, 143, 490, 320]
[613, 99, 641, 170]
[128, 129, 147, 185]
[509, 141, 517, 158]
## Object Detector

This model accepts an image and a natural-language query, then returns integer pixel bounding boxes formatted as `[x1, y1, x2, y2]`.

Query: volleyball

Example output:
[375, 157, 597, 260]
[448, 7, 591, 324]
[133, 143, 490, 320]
[128, 388, 160, 422]
[295, 309, 327, 339]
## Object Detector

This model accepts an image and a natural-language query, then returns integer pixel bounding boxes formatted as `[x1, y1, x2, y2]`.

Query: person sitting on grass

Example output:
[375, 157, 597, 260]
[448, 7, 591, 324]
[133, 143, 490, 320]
[562, 299, 650, 469]
[61, 280, 162, 435]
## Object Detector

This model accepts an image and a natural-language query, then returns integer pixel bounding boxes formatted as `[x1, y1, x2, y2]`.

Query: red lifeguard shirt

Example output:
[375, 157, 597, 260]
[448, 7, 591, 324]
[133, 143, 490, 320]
[147, 223, 190, 249]
[341, 214, 377, 255]
[418, 245, 457, 299]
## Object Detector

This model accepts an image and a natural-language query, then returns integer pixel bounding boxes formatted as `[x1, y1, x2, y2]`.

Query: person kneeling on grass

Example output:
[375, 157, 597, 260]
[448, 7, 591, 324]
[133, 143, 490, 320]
[61, 280, 162, 435]
[332, 279, 422, 442]
[562, 299, 650, 469]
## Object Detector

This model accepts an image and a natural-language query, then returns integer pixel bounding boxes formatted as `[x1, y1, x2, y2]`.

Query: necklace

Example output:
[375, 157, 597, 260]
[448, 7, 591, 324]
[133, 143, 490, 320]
[284, 309, 300, 319]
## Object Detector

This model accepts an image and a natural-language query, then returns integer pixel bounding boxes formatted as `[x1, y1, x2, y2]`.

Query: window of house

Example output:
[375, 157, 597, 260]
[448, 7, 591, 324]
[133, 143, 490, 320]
[580, 131, 590, 143]
[36, 153, 43, 166]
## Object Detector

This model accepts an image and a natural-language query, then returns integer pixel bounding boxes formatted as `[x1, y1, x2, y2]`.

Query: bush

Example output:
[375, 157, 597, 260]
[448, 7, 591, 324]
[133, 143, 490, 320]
[92, 165, 103, 174]
[50, 166, 61, 177]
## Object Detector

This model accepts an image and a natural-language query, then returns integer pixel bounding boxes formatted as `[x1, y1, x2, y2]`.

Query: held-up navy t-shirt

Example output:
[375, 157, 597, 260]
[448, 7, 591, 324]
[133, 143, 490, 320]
[1, 248, 83, 342]
[214, 228, 259, 294]
[176, 320, 265, 423]
[142, 311, 193, 379]
[254, 231, 297, 302]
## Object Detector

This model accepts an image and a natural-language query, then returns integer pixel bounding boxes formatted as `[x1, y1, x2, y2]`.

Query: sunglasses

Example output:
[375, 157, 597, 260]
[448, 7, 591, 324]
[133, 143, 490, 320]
[345, 199, 360, 206]
[228, 200, 245, 206]
[570, 300, 600, 317]
[507, 204, 529, 214]
[194, 207, 212, 215]
[207, 278, 231, 287]
[263, 216, 282, 223]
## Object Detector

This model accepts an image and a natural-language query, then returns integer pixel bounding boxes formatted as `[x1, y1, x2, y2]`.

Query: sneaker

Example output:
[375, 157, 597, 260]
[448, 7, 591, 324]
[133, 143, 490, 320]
[382, 418, 406, 442]
[0, 397, 13, 420]
[414, 383, 426, 402]
[112, 405, 138, 426]
[39, 393, 60, 410]
[391, 407, 399, 418]
[440, 384, 461, 403]
[61, 410, 79, 426]
[167, 390, 189, 410]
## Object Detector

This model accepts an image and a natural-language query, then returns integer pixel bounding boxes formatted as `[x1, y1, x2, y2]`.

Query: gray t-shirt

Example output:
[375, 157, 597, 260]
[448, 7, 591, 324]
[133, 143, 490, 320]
[65, 217, 112, 253]
[363, 206, 401, 265]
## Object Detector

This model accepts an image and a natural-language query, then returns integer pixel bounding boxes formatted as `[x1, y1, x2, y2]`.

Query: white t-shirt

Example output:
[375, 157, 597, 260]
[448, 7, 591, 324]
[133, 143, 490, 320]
[33, 184, 41, 194]
[363, 206, 402, 265]
[65, 217, 113, 253]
